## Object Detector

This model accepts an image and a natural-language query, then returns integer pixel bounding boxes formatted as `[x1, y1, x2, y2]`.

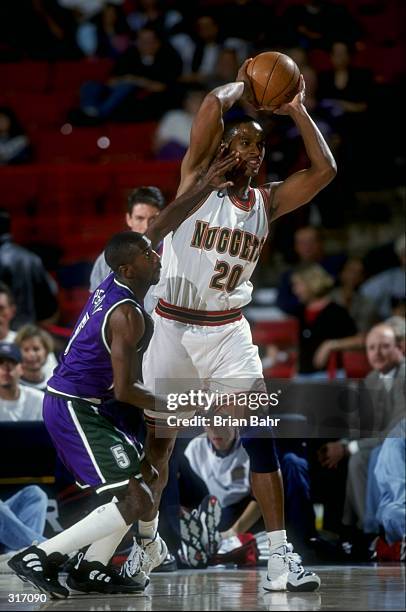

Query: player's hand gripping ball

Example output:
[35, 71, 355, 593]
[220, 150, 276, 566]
[246, 51, 301, 111]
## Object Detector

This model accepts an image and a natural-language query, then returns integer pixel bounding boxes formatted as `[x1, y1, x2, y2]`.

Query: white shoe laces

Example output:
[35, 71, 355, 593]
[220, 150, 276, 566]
[122, 539, 145, 577]
[285, 550, 303, 574]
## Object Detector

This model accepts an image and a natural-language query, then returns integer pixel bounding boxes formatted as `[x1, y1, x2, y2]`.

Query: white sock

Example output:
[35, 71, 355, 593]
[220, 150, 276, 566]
[84, 524, 131, 565]
[138, 513, 159, 540]
[38, 503, 127, 556]
[268, 529, 288, 553]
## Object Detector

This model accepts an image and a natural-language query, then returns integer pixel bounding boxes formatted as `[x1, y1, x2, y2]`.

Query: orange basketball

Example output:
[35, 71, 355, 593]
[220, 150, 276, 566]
[246, 51, 301, 110]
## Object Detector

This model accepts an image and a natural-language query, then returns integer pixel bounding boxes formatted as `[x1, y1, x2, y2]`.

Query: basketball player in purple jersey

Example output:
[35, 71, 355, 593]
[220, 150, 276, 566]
[7, 153, 239, 599]
[135, 60, 337, 591]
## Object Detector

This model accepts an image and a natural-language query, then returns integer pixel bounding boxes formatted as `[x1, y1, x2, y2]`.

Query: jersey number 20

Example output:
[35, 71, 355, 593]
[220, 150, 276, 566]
[210, 260, 244, 292]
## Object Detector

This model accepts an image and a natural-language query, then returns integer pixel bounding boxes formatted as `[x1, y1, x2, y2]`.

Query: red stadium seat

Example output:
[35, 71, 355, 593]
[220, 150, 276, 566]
[34, 128, 106, 163]
[108, 161, 181, 212]
[263, 352, 298, 380]
[99, 123, 158, 161]
[342, 350, 371, 379]
[0, 62, 50, 93]
[57, 213, 124, 262]
[58, 287, 90, 326]
[38, 165, 114, 215]
[50, 59, 113, 91]
[0, 167, 40, 213]
[252, 319, 299, 348]
[5, 92, 77, 129]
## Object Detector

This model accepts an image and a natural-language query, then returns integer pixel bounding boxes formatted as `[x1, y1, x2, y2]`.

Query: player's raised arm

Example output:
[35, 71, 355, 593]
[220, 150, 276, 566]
[108, 303, 167, 412]
[267, 76, 337, 222]
[145, 150, 239, 246]
[177, 59, 255, 197]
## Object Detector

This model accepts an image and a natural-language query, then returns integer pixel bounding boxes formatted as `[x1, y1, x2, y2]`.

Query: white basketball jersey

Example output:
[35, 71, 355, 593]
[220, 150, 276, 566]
[153, 187, 269, 311]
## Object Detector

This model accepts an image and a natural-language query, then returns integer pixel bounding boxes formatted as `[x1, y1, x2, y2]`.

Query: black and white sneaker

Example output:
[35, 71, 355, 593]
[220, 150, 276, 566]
[8, 546, 69, 599]
[66, 556, 146, 594]
[179, 508, 208, 568]
[152, 552, 177, 573]
[198, 495, 222, 556]
[262, 544, 320, 592]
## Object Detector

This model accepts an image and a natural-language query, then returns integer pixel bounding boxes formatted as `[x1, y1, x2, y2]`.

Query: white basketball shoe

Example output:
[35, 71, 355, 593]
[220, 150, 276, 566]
[262, 544, 320, 592]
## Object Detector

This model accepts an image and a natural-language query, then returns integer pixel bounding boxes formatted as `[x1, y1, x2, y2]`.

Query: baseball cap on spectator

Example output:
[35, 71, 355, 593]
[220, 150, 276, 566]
[0, 342, 22, 363]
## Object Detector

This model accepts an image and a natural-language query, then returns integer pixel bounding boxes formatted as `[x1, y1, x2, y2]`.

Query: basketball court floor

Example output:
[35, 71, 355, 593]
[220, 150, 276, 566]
[0, 565, 404, 611]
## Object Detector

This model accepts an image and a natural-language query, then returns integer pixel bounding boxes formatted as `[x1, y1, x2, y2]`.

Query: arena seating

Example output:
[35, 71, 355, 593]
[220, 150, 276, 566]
[328, 350, 371, 379]
[252, 319, 299, 347]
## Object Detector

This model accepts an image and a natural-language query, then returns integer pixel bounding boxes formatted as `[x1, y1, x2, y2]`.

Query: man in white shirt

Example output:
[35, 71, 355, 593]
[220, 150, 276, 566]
[180, 424, 316, 566]
[0, 343, 43, 422]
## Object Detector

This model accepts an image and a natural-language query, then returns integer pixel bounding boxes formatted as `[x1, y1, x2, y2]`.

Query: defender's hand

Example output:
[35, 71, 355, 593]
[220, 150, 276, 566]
[203, 147, 240, 190]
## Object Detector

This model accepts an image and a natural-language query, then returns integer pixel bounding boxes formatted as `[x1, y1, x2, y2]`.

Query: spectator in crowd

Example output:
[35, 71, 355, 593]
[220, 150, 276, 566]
[318, 41, 372, 119]
[126, 0, 182, 37]
[215, 0, 273, 53]
[276, 226, 346, 315]
[0, 343, 44, 421]
[154, 86, 206, 160]
[361, 235, 406, 320]
[317, 323, 405, 555]
[79, 2, 131, 59]
[364, 418, 405, 560]
[179, 14, 223, 84]
[206, 48, 239, 90]
[311, 257, 381, 369]
[0, 283, 16, 343]
[0, 107, 31, 166]
[0, 210, 59, 328]
[283, 1, 360, 50]
[385, 316, 406, 355]
[15, 325, 55, 393]
[177, 424, 317, 566]
[78, 25, 182, 122]
[318, 41, 374, 184]
[89, 186, 164, 292]
[290, 264, 357, 378]
[331, 258, 380, 334]
[0, 486, 48, 560]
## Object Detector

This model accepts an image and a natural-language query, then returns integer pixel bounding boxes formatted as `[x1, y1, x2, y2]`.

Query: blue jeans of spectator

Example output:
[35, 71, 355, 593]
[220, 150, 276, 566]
[80, 80, 136, 118]
[0, 486, 48, 552]
[280, 452, 316, 541]
[364, 419, 406, 544]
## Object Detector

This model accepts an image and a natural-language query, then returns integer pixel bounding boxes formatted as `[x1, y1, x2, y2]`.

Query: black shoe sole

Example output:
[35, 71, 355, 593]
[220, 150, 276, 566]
[8, 560, 68, 599]
[287, 580, 320, 592]
[66, 575, 145, 594]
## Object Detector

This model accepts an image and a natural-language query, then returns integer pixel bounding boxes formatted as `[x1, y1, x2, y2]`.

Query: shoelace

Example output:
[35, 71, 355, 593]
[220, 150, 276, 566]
[285, 550, 304, 574]
[122, 539, 145, 577]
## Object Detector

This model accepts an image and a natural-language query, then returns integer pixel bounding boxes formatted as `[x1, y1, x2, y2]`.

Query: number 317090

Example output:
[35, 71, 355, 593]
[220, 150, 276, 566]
[8, 593, 47, 603]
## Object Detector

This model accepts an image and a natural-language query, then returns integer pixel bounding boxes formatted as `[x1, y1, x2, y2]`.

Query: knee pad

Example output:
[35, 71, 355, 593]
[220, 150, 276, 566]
[240, 427, 279, 473]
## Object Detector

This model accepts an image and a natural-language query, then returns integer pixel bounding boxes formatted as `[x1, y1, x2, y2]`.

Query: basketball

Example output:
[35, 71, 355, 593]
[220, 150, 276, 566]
[246, 51, 301, 109]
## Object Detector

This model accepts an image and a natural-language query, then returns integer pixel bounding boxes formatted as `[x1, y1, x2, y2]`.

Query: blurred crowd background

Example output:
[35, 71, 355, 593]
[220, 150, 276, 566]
[0, 0, 405, 569]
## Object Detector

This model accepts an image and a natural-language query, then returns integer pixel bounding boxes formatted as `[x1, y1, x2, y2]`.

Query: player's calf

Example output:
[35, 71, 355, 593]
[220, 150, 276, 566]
[117, 476, 154, 525]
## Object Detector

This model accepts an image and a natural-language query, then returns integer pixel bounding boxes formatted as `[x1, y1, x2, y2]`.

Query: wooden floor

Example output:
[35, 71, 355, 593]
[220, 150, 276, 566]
[0, 565, 404, 611]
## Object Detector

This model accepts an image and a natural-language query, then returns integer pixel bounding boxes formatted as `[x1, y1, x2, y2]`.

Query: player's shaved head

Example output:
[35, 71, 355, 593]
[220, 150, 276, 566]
[105, 231, 147, 273]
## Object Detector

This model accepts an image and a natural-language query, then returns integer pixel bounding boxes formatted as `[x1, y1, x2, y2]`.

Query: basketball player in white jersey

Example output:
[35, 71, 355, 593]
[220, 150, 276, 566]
[126, 60, 336, 591]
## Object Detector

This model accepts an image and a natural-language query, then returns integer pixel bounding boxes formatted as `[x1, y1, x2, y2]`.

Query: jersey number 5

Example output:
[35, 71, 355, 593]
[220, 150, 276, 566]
[209, 260, 243, 292]
[111, 444, 130, 469]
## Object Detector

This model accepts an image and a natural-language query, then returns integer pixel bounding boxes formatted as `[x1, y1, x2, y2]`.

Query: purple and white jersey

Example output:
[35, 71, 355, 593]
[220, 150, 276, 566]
[48, 274, 153, 402]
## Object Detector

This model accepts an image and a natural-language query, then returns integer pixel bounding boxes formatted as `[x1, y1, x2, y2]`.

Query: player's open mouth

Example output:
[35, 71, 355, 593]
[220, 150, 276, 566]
[247, 159, 261, 168]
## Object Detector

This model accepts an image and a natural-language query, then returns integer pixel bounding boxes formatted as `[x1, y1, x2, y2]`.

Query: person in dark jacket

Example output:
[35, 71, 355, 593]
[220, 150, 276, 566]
[0, 210, 58, 328]
[291, 263, 357, 378]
